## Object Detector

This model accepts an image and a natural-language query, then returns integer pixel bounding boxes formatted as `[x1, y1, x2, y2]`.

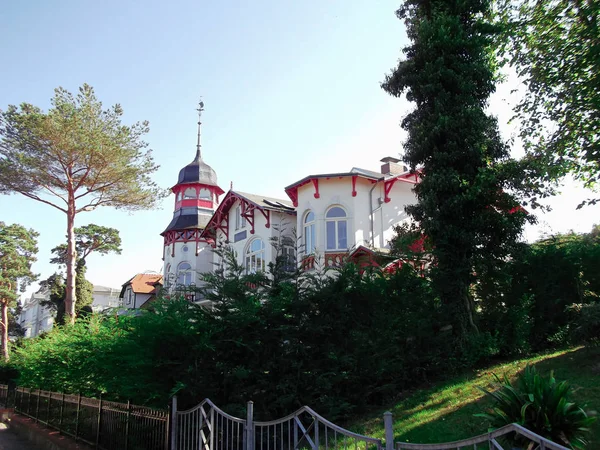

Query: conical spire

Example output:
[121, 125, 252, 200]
[195, 98, 204, 161]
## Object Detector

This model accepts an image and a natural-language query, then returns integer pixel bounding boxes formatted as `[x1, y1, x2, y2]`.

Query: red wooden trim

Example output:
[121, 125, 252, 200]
[351, 175, 358, 197]
[311, 178, 320, 199]
[384, 178, 398, 203]
[241, 199, 256, 234]
[259, 208, 271, 228]
[285, 187, 299, 207]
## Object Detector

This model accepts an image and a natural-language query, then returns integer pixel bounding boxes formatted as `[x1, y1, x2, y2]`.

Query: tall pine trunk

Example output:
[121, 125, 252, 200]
[1, 301, 9, 361]
[65, 193, 77, 324]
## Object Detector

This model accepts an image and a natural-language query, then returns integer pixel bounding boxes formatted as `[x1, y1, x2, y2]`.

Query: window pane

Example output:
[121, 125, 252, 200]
[305, 211, 314, 223]
[338, 221, 347, 249]
[326, 221, 336, 250]
[326, 207, 346, 218]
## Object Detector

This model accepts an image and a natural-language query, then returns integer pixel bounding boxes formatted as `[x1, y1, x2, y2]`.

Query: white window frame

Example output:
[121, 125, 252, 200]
[303, 211, 316, 255]
[183, 187, 197, 199]
[199, 188, 211, 200]
[325, 206, 348, 251]
[245, 238, 266, 274]
[235, 204, 247, 230]
[177, 262, 193, 286]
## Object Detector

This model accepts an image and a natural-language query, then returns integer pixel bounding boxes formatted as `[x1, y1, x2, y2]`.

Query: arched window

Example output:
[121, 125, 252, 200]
[326, 206, 348, 250]
[303, 211, 316, 254]
[199, 188, 211, 200]
[245, 239, 265, 273]
[177, 262, 193, 286]
[183, 187, 197, 199]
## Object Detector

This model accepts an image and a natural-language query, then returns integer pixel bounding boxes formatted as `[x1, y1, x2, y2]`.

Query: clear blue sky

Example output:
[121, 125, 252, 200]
[1, 0, 598, 296]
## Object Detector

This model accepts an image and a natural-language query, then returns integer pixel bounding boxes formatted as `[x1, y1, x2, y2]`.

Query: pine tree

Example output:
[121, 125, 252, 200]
[0, 222, 38, 360]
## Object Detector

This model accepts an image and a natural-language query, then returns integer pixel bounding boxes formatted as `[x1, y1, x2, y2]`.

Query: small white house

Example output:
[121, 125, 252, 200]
[119, 274, 163, 309]
[91, 285, 122, 312]
[19, 291, 54, 338]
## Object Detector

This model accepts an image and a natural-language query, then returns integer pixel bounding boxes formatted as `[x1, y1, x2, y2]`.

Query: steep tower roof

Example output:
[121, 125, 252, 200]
[177, 150, 219, 186]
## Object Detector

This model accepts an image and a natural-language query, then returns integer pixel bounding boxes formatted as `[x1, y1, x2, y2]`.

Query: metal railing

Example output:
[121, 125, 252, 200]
[0, 385, 169, 450]
[173, 398, 383, 450]
[395, 423, 571, 450]
[253, 405, 383, 450]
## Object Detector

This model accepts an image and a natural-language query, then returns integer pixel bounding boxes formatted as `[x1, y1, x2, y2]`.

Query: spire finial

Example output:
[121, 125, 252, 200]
[195, 98, 204, 160]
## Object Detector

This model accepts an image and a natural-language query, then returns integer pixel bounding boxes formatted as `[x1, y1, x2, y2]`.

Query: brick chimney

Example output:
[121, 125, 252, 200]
[380, 156, 406, 175]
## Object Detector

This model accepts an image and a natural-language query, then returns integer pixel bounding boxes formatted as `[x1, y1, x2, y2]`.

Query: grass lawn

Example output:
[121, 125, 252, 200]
[354, 346, 600, 449]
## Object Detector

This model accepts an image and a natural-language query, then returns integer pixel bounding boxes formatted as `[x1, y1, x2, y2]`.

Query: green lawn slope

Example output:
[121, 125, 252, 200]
[355, 346, 600, 449]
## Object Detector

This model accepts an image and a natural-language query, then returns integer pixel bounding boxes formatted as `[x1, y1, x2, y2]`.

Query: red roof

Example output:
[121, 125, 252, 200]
[124, 274, 163, 294]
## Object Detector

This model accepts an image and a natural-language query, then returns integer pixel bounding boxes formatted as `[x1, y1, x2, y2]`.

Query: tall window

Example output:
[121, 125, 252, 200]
[303, 211, 316, 255]
[245, 238, 265, 273]
[235, 205, 247, 230]
[326, 206, 348, 250]
[177, 262, 193, 286]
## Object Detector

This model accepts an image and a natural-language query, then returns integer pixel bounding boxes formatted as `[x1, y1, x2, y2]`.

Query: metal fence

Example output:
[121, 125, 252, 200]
[0, 385, 571, 450]
[0, 385, 169, 450]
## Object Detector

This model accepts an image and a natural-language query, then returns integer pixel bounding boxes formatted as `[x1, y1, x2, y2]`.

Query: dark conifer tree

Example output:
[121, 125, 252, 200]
[382, 0, 532, 337]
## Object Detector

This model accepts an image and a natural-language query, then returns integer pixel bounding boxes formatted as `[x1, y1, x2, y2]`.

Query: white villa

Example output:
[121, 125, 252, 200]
[159, 110, 419, 297]
[19, 284, 122, 338]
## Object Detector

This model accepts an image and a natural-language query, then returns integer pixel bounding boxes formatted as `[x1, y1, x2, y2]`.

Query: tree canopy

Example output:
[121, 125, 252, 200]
[0, 222, 38, 360]
[0, 84, 164, 323]
[50, 224, 122, 266]
[496, 0, 600, 204]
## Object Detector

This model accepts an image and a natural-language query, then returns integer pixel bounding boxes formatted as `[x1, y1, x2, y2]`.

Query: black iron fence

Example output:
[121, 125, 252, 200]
[0, 384, 169, 450]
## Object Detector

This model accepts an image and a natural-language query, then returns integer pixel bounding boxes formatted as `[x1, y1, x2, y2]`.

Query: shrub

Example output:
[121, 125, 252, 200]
[477, 366, 596, 449]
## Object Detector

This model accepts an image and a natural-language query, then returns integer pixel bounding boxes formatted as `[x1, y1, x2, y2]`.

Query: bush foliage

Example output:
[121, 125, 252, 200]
[477, 366, 596, 449]
[4, 228, 600, 424]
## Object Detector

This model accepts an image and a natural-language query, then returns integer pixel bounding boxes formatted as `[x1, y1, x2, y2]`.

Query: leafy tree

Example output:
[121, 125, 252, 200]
[0, 85, 164, 324]
[49, 224, 122, 266]
[496, 0, 600, 203]
[382, 0, 533, 337]
[0, 222, 38, 360]
[38, 273, 68, 324]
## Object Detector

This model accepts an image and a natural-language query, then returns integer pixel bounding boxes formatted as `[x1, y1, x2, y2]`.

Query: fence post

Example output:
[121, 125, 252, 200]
[246, 401, 254, 450]
[169, 396, 177, 450]
[35, 389, 40, 423]
[95, 394, 103, 448]
[59, 392, 65, 431]
[125, 400, 131, 450]
[384, 411, 394, 450]
[47, 391, 52, 424]
[75, 393, 82, 442]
